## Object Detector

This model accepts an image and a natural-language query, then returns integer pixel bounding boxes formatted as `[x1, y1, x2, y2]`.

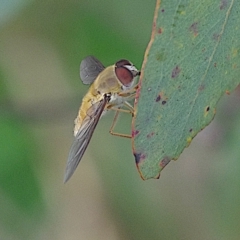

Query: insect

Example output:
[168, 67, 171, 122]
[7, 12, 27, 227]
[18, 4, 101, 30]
[64, 56, 140, 182]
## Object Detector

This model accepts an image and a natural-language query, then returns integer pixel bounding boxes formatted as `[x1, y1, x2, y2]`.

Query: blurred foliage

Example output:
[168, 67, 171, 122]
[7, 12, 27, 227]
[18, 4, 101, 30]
[0, 1, 240, 240]
[0, 68, 45, 239]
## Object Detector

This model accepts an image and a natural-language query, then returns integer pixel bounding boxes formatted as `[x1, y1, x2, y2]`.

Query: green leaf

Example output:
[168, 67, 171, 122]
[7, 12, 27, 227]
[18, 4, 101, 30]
[132, 0, 240, 179]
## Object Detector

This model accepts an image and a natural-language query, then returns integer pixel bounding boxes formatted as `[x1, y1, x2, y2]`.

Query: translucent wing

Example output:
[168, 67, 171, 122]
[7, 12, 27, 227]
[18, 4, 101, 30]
[64, 96, 108, 183]
[80, 56, 105, 85]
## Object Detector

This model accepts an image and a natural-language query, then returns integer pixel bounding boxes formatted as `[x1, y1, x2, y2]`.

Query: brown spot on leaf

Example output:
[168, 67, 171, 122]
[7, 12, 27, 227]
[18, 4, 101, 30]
[204, 106, 210, 117]
[198, 84, 205, 91]
[220, 0, 228, 10]
[159, 157, 171, 169]
[189, 128, 193, 132]
[171, 66, 181, 78]
[213, 33, 220, 41]
[156, 91, 168, 104]
[156, 91, 169, 106]
[147, 132, 155, 138]
[225, 90, 230, 95]
[214, 62, 217, 67]
[156, 95, 161, 102]
[189, 22, 198, 37]
[161, 9, 165, 13]
[134, 152, 146, 164]
[132, 130, 139, 137]
[158, 27, 163, 34]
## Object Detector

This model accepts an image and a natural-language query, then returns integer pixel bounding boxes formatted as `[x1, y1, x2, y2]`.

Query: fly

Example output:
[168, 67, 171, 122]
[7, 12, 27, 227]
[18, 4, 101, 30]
[64, 56, 140, 182]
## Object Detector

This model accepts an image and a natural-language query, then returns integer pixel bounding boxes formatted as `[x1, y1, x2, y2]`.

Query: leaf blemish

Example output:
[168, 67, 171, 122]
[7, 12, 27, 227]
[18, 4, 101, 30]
[147, 132, 155, 138]
[204, 106, 210, 117]
[159, 156, 171, 169]
[187, 137, 192, 146]
[158, 27, 163, 34]
[132, 130, 139, 137]
[198, 84, 205, 91]
[189, 22, 198, 37]
[161, 9, 165, 13]
[189, 128, 193, 132]
[171, 65, 181, 78]
[220, 0, 228, 10]
[213, 33, 220, 41]
[134, 152, 146, 164]
[156, 91, 168, 104]
[156, 95, 161, 102]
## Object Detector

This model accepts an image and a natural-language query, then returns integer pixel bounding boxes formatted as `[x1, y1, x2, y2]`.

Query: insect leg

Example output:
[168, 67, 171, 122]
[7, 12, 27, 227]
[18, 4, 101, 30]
[107, 102, 134, 115]
[118, 84, 138, 98]
[109, 108, 132, 138]
[109, 101, 136, 138]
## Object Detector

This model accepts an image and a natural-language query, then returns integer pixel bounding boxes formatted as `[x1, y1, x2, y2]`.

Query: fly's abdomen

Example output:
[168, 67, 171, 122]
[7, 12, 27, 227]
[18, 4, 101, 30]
[74, 93, 92, 136]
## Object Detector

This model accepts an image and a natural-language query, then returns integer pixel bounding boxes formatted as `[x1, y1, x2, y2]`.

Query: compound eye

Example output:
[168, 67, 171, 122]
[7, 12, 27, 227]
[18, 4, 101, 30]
[115, 59, 132, 68]
[115, 66, 133, 86]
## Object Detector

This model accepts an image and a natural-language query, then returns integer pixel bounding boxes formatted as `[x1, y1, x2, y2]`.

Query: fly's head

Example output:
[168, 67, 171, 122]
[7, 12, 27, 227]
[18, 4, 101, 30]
[115, 59, 140, 89]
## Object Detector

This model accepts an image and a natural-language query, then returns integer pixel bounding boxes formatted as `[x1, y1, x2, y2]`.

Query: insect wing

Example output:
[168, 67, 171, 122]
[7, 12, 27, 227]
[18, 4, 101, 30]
[64, 97, 108, 183]
[80, 56, 105, 84]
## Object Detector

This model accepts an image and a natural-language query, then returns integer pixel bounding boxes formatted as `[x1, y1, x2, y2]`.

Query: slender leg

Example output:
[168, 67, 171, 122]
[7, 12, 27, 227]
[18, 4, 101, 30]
[109, 106, 132, 139]
[108, 85, 138, 138]
[108, 106, 132, 114]
[123, 102, 134, 116]
[117, 84, 138, 98]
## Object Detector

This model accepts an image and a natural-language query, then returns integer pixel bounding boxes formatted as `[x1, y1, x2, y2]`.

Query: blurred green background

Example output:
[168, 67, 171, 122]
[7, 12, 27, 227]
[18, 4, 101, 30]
[0, 1, 240, 239]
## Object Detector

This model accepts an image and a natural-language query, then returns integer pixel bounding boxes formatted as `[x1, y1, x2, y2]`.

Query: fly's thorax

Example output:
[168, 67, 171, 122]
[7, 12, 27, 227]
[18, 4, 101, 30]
[94, 66, 121, 94]
[108, 93, 125, 106]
